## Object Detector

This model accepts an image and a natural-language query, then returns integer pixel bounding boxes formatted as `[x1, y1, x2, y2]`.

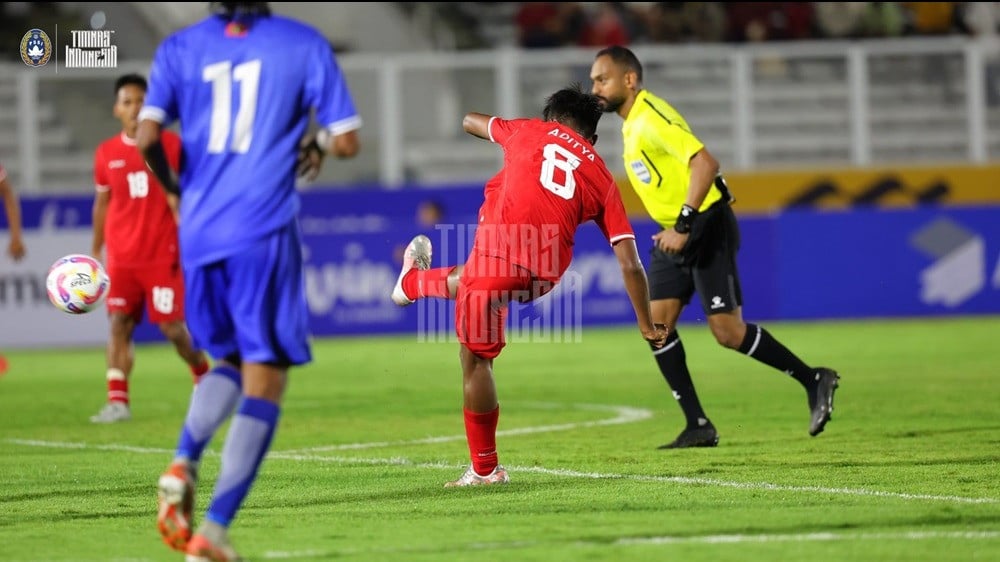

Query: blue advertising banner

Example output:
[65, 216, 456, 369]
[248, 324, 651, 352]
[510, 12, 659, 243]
[297, 197, 1000, 337]
[774, 206, 1000, 319]
[5, 187, 998, 349]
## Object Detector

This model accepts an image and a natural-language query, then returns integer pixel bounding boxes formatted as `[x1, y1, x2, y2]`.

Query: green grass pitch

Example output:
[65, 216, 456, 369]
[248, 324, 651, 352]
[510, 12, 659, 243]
[1, 316, 998, 562]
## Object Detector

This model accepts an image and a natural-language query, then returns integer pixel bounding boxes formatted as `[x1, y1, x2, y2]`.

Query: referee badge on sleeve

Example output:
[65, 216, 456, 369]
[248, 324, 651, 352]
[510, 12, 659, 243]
[629, 160, 651, 184]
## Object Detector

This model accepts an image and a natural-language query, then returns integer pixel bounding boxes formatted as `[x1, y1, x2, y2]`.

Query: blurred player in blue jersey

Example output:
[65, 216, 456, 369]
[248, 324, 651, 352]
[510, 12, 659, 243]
[136, 3, 361, 560]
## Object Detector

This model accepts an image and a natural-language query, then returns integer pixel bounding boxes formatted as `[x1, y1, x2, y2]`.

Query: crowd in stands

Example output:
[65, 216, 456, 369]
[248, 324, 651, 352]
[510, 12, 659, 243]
[509, 2, 996, 48]
[4, 3, 996, 61]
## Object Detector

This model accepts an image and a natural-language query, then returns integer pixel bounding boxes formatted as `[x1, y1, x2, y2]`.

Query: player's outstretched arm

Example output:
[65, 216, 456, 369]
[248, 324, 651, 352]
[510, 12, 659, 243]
[462, 112, 492, 140]
[612, 237, 667, 348]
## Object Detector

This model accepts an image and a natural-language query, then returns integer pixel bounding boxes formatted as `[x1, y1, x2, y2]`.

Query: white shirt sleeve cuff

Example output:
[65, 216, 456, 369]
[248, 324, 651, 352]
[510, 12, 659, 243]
[138, 106, 167, 124]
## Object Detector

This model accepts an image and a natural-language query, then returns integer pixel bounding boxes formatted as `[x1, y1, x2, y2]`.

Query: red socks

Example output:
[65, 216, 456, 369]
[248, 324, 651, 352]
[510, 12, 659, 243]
[464, 405, 500, 476]
[401, 266, 454, 301]
[190, 358, 210, 384]
[106, 368, 128, 405]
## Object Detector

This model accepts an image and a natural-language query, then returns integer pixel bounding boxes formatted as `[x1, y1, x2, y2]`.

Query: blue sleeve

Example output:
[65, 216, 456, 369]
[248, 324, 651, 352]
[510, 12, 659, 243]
[305, 36, 361, 135]
[141, 36, 180, 126]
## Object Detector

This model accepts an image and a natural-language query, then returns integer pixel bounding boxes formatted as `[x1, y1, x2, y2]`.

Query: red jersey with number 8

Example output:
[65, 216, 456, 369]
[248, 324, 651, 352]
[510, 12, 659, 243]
[473, 117, 635, 283]
[94, 130, 181, 268]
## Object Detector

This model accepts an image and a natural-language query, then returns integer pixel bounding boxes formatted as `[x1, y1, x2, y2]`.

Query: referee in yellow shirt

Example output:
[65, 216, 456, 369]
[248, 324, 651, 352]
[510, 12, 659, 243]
[590, 46, 840, 448]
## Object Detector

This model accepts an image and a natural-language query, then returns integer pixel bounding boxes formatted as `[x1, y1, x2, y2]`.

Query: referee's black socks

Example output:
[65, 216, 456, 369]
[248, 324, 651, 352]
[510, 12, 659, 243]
[650, 331, 710, 428]
[738, 323, 815, 388]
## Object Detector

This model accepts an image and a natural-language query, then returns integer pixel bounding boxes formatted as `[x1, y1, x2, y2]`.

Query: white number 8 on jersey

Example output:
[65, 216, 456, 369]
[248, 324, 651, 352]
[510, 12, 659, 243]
[539, 143, 581, 200]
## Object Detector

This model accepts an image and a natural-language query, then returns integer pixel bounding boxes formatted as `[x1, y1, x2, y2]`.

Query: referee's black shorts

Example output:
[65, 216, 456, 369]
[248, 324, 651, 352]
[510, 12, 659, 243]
[647, 201, 743, 315]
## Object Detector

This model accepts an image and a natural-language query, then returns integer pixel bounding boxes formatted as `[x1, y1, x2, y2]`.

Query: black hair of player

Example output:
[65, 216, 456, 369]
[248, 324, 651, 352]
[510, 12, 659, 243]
[210, 2, 271, 19]
[114, 73, 146, 96]
[542, 83, 603, 141]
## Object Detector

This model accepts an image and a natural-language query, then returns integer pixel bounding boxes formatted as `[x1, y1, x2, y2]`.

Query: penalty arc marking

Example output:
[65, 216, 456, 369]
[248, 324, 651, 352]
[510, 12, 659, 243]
[279, 401, 653, 454]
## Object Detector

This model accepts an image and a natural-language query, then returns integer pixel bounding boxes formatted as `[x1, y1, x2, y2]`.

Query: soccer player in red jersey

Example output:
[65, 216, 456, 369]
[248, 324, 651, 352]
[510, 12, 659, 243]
[395, 84, 667, 487]
[89, 73, 209, 423]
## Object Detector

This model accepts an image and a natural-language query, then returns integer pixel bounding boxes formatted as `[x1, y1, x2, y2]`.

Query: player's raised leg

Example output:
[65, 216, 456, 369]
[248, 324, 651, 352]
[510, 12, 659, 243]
[392, 234, 436, 305]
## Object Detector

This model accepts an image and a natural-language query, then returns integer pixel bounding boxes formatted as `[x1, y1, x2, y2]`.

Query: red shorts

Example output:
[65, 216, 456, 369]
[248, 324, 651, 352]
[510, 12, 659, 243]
[105, 262, 185, 324]
[455, 253, 554, 360]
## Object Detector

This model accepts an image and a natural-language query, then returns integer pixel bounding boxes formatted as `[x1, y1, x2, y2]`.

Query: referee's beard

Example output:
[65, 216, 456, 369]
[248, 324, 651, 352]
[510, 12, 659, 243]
[596, 96, 623, 115]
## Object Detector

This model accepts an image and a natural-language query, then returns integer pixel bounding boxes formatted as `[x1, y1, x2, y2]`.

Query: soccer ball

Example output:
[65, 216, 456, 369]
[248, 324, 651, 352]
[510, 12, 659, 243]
[45, 254, 110, 314]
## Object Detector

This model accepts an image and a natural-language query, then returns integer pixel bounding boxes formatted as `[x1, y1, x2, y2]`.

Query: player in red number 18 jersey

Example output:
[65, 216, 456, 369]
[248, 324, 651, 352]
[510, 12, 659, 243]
[89, 73, 209, 424]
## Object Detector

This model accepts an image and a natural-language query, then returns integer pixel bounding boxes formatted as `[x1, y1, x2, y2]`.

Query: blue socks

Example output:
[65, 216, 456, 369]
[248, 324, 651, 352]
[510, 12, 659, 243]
[175, 364, 242, 464]
[171, 364, 282, 527]
[205, 397, 281, 526]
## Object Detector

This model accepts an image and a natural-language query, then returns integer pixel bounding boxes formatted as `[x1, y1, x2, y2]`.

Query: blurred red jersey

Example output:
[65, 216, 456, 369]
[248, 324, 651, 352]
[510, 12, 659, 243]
[473, 170, 503, 228]
[474, 117, 635, 283]
[94, 131, 181, 268]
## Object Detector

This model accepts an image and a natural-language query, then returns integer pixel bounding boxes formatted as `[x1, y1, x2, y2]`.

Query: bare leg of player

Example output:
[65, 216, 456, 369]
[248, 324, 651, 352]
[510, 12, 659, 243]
[445, 265, 463, 299]
[159, 320, 210, 383]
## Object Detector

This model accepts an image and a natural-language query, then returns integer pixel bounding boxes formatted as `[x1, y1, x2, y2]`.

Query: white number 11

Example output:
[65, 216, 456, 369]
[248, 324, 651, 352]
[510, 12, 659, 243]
[203, 59, 261, 154]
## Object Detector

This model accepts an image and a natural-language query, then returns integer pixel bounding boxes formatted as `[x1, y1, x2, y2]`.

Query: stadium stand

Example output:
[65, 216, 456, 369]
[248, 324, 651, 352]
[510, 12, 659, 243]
[2, 2, 999, 192]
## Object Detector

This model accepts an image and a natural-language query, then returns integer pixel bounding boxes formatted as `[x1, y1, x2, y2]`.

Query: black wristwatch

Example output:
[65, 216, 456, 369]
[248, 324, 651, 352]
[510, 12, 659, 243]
[674, 204, 697, 234]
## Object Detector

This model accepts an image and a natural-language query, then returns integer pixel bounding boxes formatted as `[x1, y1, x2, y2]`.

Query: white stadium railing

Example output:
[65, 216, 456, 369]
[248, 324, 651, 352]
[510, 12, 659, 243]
[2, 36, 999, 193]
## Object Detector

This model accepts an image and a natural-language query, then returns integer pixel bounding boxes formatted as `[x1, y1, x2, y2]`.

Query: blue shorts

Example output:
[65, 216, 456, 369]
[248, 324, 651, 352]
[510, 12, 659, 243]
[184, 221, 312, 366]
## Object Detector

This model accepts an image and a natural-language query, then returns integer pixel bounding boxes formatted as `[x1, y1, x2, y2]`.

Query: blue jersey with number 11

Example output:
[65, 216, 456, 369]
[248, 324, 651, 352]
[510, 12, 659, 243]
[141, 14, 361, 266]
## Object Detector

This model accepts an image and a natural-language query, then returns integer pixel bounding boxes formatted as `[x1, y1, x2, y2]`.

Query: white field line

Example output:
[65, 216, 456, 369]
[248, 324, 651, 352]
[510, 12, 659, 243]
[614, 530, 1000, 545]
[278, 402, 652, 453]
[266, 451, 999, 505]
[3, 400, 996, 506]
[5, 438, 997, 506]
[257, 530, 1000, 559]
[4, 403, 996, 562]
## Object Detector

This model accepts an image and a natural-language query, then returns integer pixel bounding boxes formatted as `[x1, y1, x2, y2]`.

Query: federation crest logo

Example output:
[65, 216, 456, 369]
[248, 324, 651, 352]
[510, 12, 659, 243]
[20, 28, 52, 67]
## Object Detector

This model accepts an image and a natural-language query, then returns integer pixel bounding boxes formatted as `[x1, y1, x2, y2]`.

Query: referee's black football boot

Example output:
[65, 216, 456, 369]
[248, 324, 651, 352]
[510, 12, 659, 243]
[658, 422, 720, 449]
[808, 367, 840, 436]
